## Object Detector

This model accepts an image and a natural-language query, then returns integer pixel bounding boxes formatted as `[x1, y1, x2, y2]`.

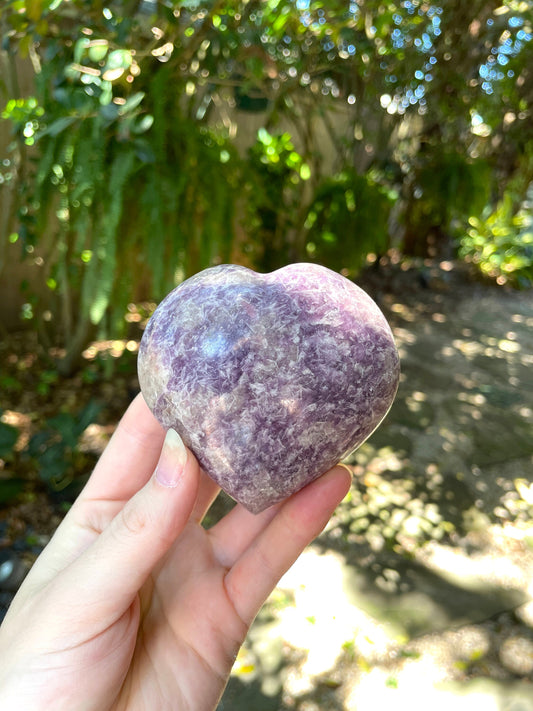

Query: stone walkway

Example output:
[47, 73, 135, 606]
[218, 263, 533, 710]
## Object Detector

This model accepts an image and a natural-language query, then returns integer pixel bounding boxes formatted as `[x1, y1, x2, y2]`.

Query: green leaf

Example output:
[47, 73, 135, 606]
[77, 400, 102, 432]
[132, 114, 154, 134]
[99, 81, 113, 106]
[89, 292, 109, 325]
[37, 445, 69, 484]
[133, 138, 156, 162]
[272, 6, 290, 32]
[299, 163, 311, 180]
[89, 150, 136, 325]
[25, 0, 43, 22]
[99, 103, 120, 122]
[18, 34, 33, 58]
[119, 92, 145, 115]
[49, 412, 79, 448]
[36, 116, 77, 139]
[0, 419, 19, 458]
[104, 49, 132, 72]
[88, 40, 109, 63]
[0, 478, 25, 504]
[74, 37, 91, 64]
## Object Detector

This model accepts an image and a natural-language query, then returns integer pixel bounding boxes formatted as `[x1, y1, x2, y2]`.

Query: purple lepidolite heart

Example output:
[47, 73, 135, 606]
[138, 263, 400, 513]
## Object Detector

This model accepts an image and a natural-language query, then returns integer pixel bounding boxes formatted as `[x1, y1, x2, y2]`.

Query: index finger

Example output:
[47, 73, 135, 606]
[80, 393, 165, 503]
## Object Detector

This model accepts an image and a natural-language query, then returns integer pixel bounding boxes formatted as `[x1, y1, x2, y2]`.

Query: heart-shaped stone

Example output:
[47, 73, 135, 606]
[138, 263, 400, 513]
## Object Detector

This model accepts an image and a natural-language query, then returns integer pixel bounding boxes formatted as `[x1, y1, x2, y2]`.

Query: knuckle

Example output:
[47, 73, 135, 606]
[117, 502, 149, 538]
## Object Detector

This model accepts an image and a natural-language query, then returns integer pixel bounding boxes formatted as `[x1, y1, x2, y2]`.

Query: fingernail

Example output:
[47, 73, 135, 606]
[336, 463, 354, 478]
[155, 428, 188, 488]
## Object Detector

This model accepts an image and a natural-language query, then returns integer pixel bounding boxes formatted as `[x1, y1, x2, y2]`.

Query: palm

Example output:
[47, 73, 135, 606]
[118, 522, 247, 710]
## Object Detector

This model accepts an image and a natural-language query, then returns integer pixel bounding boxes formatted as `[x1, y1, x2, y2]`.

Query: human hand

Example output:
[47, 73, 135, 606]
[0, 394, 351, 710]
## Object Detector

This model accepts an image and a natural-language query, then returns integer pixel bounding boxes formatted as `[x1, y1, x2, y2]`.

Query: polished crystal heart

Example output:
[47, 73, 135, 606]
[138, 263, 400, 513]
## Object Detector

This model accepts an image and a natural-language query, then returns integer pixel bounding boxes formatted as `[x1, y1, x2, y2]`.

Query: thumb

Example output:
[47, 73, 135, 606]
[59, 428, 200, 622]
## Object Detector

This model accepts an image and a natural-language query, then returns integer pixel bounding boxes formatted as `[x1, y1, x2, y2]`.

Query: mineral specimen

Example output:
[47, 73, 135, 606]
[138, 263, 400, 513]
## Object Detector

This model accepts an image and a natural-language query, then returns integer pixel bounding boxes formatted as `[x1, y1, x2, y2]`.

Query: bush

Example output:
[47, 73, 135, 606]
[305, 170, 396, 273]
[459, 193, 533, 288]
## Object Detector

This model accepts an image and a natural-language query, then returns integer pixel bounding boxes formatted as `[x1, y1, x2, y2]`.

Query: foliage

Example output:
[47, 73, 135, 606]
[0, 414, 24, 504]
[0, 398, 101, 503]
[0, 413, 19, 461]
[0, 0, 532, 373]
[403, 150, 492, 256]
[26, 399, 102, 491]
[246, 129, 313, 270]
[458, 142, 533, 286]
[0, 477, 26, 505]
[459, 192, 533, 288]
[1, 5, 242, 373]
[305, 170, 396, 271]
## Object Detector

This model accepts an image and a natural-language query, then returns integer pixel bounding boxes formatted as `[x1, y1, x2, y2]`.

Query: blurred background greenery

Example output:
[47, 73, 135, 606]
[1, 0, 532, 375]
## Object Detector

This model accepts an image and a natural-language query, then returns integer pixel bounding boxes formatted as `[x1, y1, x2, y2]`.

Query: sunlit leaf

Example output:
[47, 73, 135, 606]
[119, 92, 145, 114]
[88, 39, 109, 63]
[299, 163, 311, 180]
[132, 114, 154, 133]
[99, 82, 113, 106]
[102, 67, 125, 82]
[25, 0, 43, 22]
[74, 37, 90, 64]
[18, 33, 32, 57]
[105, 49, 132, 71]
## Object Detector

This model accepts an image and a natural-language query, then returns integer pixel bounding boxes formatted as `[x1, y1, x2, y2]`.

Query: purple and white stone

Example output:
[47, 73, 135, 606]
[138, 263, 400, 513]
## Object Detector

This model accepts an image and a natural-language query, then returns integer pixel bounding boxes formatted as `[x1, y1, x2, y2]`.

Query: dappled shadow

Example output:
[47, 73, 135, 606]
[315, 534, 528, 637]
[220, 673, 347, 711]
[218, 677, 283, 711]
[352, 258, 533, 545]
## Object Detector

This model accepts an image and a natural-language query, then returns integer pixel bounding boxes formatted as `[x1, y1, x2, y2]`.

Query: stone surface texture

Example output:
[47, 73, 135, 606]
[138, 263, 400, 512]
